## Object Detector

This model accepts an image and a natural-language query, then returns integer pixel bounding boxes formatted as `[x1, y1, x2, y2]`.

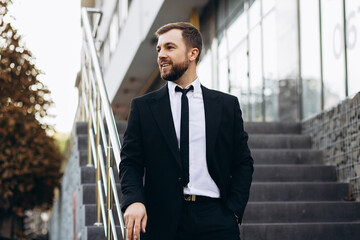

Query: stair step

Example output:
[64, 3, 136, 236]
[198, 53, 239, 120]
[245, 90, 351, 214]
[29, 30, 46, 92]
[80, 166, 120, 184]
[76, 121, 128, 135]
[82, 204, 121, 227]
[252, 149, 322, 164]
[79, 150, 90, 167]
[242, 201, 360, 223]
[82, 226, 123, 240]
[77, 134, 124, 151]
[249, 182, 349, 201]
[244, 122, 301, 134]
[76, 122, 87, 135]
[253, 165, 337, 182]
[80, 166, 96, 184]
[79, 150, 121, 172]
[81, 184, 121, 204]
[80, 148, 324, 166]
[78, 121, 302, 135]
[240, 222, 360, 240]
[248, 135, 311, 149]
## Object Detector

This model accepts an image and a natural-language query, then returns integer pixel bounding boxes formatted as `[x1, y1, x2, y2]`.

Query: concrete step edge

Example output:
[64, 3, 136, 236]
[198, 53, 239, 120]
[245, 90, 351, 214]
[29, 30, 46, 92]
[247, 201, 358, 204]
[253, 164, 334, 167]
[251, 149, 320, 152]
[249, 134, 309, 137]
[241, 221, 360, 226]
[251, 182, 347, 185]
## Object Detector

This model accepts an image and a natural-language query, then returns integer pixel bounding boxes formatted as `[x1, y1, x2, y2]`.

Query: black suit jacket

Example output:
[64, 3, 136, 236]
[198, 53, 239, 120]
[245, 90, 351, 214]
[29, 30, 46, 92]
[119, 84, 253, 239]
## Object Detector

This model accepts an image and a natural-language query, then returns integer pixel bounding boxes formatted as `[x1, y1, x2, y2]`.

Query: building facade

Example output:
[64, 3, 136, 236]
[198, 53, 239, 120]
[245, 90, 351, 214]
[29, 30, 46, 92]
[89, 0, 360, 122]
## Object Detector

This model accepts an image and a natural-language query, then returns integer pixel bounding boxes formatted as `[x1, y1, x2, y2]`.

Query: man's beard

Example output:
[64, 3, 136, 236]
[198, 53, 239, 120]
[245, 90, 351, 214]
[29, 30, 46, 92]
[160, 58, 189, 82]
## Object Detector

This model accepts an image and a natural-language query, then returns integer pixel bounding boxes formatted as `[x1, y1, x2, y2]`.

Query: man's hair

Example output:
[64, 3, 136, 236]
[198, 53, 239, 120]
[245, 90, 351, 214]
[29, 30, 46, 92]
[155, 22, 203, 64]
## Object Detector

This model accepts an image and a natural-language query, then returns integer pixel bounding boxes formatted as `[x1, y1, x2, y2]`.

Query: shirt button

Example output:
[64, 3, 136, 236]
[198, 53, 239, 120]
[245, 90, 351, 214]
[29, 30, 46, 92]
[178, 177, 182, 182]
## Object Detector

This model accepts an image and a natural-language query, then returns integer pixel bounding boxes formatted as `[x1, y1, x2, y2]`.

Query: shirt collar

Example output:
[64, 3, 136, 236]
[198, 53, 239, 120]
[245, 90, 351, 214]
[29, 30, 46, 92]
[168, 78, 202, 99]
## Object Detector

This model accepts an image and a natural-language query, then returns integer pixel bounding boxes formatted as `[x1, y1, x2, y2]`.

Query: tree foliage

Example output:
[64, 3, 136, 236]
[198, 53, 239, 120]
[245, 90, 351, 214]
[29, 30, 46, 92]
[0, 0, 63, 217]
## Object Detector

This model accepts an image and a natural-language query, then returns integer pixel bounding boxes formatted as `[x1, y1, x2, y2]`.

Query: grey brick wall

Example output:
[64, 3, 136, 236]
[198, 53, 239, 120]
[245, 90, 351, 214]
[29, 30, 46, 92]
[302, 92, 360, 200]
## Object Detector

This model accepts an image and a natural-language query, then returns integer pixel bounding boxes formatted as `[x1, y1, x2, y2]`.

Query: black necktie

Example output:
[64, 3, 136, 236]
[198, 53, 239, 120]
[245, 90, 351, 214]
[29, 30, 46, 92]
[175, 85, 194, 187]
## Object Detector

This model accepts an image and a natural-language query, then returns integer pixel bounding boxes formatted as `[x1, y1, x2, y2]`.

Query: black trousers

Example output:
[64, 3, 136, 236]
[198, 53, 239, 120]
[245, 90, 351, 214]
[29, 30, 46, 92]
[175, 197, 240, 240]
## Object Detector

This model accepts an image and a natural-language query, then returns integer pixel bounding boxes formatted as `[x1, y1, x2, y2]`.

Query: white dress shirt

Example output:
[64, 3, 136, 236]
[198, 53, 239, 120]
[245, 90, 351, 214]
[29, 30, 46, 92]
[168, 78, 220, 198]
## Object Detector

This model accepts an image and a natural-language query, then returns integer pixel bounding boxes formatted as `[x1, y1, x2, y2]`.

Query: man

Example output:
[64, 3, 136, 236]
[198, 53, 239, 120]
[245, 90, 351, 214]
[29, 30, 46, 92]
[119, 22, 253, 240]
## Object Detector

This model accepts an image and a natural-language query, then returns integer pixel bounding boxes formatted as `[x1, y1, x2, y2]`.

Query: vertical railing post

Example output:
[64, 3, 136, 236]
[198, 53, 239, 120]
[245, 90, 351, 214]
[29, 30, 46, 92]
[106, 141, 113, 240]
[95, 90, 102, 226]
[81, 82, 86, 121]
[87, 59, 93, 167]
[81, 46, 86, 122]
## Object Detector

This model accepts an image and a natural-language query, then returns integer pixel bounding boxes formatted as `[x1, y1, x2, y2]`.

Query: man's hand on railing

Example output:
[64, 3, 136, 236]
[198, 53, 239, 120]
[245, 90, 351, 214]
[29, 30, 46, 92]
[124, 202, 147, 240]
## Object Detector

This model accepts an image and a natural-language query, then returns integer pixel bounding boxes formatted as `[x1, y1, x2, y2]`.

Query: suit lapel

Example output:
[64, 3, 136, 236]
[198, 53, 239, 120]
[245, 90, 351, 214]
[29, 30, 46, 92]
[148, 85, 182, 169]
[202, 85, 223, 160]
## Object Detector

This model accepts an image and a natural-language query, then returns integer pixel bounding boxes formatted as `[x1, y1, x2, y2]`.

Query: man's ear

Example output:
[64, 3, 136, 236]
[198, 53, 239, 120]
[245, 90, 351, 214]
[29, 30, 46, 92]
[189, 48, 199, 62]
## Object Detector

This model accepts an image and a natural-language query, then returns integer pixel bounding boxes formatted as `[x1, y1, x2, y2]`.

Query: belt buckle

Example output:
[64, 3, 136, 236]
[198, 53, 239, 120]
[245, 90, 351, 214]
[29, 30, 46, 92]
[184, 195, 196, 201]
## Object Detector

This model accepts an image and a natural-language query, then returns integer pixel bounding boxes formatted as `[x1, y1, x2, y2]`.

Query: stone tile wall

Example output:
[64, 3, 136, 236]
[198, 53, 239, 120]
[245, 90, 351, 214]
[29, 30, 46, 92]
[302, 92, 360, 200]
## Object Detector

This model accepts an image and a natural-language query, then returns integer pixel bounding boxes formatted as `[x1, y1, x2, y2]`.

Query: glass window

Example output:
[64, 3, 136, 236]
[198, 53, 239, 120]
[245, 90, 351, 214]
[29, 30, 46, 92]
[198, 50, 213, 88]
[218, 31, 229, 93]
[227, 11, 247, 51]
[276, 0, 299, 80]
[218, 32, 228, 60]
[300, 0, 321, 118]
[249, 0, 260, 29]
[321, 0, 346, 108]
[263, 10, 277, 82]
[263, 9, 278, 121]
[249, 92, 262, 121]
[218, 59, 229, 93]
[229, 41, 249, 121]
[263, 0, 275, 16]
[249, 26, 262, 92]
[346, 0, 360, 96]
[229, 42, 249, 93]
[249, 25, 263, 121]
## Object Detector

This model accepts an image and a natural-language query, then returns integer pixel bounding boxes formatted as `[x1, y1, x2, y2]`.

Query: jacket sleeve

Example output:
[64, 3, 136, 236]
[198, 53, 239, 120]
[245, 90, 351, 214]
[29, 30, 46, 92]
[119, 99, 146, 212]
[227, 97, 254, 223]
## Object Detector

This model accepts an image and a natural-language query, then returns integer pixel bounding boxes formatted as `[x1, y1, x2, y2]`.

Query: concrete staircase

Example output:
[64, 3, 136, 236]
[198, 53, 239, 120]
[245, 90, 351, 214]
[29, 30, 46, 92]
[241, 122, 360, 240]
[75, 121, 127, 240]
[74, 121, 360, 240]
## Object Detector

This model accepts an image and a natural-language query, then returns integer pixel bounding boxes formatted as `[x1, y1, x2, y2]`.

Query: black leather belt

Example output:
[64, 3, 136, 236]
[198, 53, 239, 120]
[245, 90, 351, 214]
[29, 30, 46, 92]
[184, 194, 218, 202]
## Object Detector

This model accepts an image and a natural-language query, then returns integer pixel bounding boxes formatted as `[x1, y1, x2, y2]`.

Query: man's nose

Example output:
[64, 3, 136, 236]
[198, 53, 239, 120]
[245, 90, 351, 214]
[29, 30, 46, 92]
[158, 49, 166, 59]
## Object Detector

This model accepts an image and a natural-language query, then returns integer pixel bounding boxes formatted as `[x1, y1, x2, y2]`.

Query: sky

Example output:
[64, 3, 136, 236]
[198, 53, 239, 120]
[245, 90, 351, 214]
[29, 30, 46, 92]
[8, 0, 81, 133]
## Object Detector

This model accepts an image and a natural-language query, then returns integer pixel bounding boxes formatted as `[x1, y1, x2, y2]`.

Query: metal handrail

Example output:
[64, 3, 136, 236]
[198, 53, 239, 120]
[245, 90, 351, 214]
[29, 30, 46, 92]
[80, 7, 135, 240]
